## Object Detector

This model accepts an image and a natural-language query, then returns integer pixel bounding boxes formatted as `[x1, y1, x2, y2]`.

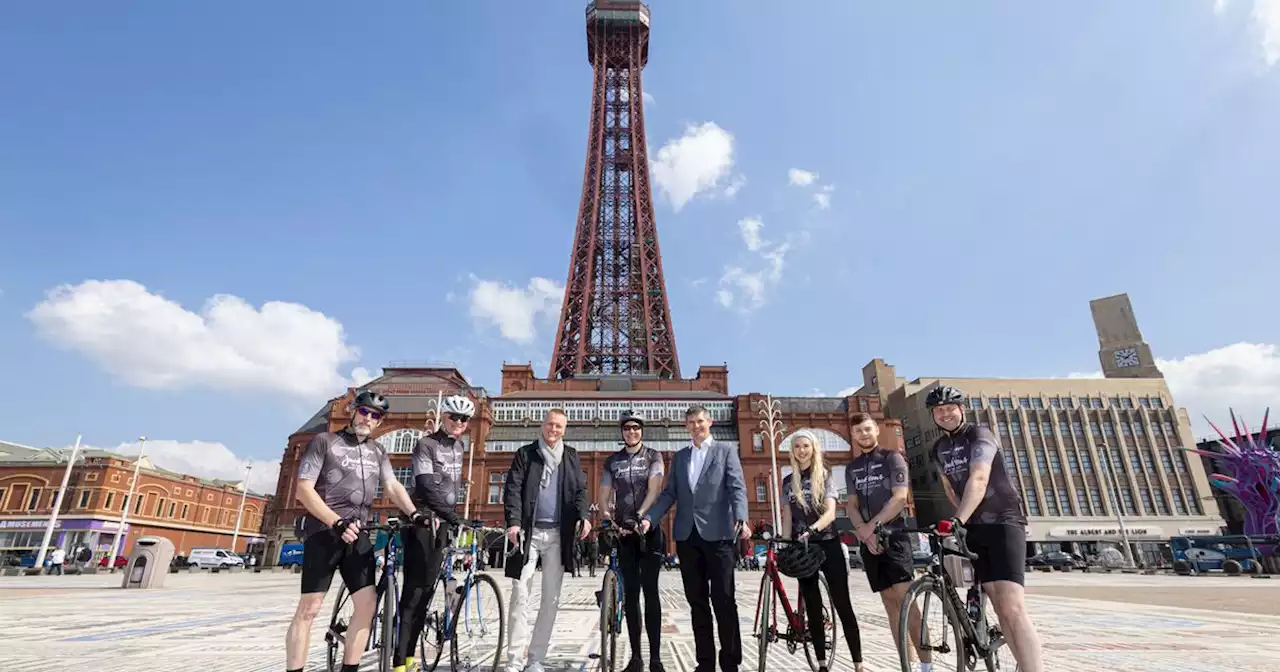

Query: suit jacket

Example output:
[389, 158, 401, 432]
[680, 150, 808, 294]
[646, 438, 748, 542]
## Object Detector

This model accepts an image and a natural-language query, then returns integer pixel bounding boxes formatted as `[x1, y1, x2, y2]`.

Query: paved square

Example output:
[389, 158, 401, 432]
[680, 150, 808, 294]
[1, 568, 1278, 671]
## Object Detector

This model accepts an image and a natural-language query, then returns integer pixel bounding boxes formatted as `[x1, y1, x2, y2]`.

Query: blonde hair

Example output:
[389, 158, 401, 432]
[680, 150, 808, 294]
[788, 429, 829, 514]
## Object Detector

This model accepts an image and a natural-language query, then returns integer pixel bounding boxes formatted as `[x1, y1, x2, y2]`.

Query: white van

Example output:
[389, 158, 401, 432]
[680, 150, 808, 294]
[187, 547, 245, 569]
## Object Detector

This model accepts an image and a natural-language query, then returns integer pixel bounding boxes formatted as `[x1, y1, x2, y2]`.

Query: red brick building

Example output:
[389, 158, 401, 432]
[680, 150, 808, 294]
[264, 364, 908, 562]
[0, 441, 270, 561]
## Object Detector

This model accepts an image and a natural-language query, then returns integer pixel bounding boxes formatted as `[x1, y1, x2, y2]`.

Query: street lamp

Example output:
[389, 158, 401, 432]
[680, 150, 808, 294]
[757, 396, 786, 536]
[35, 434, 83, 571]
[231, 464, 252, 553]
[1097, 445, 1137, 569]
[108, 436, 147, 570]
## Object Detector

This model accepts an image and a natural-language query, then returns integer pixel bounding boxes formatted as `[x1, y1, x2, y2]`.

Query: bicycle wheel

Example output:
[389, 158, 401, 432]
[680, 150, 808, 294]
[896, 576, 965, 672]
[754, 574, 772, 672]
[418, 579, 449, 672]
[595, 569, 620, 672]
[800, 575, 838, 672]
[379, 570, 398, 672]
[450, 573, 507, 672]
[326, 584, 353, 672]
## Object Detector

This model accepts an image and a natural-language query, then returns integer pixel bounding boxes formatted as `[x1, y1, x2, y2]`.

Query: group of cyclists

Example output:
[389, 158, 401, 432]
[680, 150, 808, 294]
[282, 383, 1044, 672]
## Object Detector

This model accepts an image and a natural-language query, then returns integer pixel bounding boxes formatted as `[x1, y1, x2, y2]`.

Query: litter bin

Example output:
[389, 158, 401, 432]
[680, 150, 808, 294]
[121, 536, 176, 589]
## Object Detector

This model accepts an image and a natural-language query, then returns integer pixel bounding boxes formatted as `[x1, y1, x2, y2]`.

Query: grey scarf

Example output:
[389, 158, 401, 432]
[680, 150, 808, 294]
[539, 437, 564, 488]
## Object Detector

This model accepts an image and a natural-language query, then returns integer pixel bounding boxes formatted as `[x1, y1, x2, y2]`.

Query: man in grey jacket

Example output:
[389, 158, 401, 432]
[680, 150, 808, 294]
[641, 405, 750, 672]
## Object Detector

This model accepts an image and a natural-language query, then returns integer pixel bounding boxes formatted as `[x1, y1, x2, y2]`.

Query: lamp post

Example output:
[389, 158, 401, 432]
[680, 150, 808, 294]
[757, 396, 786, 536]
[35, 434, 82, 571]
[1098, 445, 1137, 568]
[231, 464, 252, 553]
[108, 436, 146, 570]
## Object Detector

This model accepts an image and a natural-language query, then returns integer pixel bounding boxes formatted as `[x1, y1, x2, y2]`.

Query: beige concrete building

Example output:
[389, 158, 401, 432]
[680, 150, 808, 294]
[857, 294, 1225, 566]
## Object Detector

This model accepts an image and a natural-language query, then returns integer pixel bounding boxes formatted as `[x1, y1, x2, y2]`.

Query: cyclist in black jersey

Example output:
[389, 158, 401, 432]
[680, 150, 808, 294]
[392, 394, 475, 672]
[286, 391, 428, 672]
[927, 385, 1044, 672]
[781, 429, 862, 672]
[598, 411, 667, 672]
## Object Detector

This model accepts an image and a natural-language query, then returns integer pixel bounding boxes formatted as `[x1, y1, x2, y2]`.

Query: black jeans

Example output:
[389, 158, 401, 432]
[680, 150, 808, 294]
[797, 539, 862, 664]
[394, 522, 447, 666]
[618, 528, 664, 663]
[676, 528, 740, 672]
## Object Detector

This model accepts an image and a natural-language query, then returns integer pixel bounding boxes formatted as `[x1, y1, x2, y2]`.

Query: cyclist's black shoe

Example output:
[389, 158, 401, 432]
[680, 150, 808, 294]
[817, 666, 828, 672]
[649, 662, 666, 672]
[624, 657, 643, 672]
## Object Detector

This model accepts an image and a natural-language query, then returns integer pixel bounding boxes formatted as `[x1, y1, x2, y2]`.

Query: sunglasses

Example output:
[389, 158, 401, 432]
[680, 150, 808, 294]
[447, 413, 472, 423]
[622, 424, 643, 432]
[357, 407, 384, 421]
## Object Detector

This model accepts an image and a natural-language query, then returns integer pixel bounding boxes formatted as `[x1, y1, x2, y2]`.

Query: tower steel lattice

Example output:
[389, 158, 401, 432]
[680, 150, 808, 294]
[549, 1, 680, 381]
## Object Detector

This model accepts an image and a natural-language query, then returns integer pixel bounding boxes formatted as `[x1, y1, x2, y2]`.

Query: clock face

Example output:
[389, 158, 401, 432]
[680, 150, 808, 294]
[1113, 347, 1139, 368]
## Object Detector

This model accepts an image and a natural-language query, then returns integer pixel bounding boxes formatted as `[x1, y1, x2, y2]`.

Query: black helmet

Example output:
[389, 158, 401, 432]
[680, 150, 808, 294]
[925, 385, 966, 409]
[777, 542, 826, 579]
[619, 411, 645, 428]
[352, 390, 390, 414]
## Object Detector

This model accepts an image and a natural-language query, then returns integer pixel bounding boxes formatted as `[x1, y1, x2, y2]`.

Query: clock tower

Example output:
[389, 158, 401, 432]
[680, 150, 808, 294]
[1090, 293, 1163, 379]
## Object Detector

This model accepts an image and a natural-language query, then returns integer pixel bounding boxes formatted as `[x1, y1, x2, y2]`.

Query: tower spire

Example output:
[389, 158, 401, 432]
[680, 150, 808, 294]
[549, 1, 680, 380]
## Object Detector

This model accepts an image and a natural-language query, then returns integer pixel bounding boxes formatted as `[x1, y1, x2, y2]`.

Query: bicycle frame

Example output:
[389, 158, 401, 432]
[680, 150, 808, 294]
[753, 535, 809, 642]
[438, 521, 493, 639]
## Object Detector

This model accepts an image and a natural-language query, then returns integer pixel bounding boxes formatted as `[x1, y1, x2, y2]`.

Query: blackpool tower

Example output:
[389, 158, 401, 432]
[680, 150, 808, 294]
[548, 1, 680, 381]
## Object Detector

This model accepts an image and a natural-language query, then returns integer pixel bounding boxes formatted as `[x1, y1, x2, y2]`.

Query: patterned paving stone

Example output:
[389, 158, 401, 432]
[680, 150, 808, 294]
[1, 568, 1277, 671]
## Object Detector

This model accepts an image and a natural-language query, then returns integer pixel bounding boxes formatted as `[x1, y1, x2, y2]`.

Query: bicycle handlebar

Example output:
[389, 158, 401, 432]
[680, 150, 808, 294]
[874, 521, 979, 561]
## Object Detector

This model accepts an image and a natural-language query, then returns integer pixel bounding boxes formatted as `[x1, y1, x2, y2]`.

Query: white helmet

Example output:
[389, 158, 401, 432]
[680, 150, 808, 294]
[441, 394, 476, 418]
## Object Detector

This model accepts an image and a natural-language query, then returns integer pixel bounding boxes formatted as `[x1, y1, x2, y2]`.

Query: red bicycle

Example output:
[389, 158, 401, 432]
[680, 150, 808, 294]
[751, 531, 837, 672]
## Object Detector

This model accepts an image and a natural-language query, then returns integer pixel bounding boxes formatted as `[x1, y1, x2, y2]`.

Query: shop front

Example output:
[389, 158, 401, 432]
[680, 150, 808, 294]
[0, 517, 130, 560]
[1026, 520, 1226, 568]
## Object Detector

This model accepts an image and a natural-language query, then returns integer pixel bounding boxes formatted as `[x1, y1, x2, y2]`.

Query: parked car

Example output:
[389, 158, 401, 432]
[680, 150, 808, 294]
[1027, 551, 1084, 570]
[186, 548, 245, 569]
[98, 555, 128, 569]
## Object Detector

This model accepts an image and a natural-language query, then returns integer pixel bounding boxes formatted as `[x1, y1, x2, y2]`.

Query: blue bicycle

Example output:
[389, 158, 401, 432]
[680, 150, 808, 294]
[325, 517, 410, 672]
[418, 519, 507, 672]
[590, 519, 636, 672]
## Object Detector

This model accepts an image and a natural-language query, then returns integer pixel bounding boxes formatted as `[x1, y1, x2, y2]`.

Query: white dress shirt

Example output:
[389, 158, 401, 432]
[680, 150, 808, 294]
[688, 436, 714, 492]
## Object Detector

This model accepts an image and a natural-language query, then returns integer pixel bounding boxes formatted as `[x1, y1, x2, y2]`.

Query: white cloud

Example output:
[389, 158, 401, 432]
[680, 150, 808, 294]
[716, 217, 793, 313]
[814, 184, 835, 210]
[106, 439, 281, 496]
[27, 279, 365, 401]
[468, 275, 564, 343]
[650, 122, 735, 212]
[1214, 0, 1280, 67]
[350, 367, 376, 386]
[1065, 342, 1280, 437]
[788, 168, 819, 186]
[837, 386, 860, 397]
[690, 277, 709, 288]
[642, 91, 656, 106]
[738, 217, 765, 252]
[723, 174, 747, 198]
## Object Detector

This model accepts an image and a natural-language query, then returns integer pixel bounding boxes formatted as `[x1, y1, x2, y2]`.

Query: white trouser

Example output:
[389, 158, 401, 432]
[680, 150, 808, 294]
[506, 527, 565, 672]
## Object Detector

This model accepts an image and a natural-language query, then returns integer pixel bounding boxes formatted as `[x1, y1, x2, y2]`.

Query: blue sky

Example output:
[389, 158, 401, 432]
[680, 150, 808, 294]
[2, 1, 1278, 492]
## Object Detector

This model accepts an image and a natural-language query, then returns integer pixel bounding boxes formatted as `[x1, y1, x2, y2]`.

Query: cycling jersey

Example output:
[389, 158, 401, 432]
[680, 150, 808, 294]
[931, 423, 1025, 525]
[295, 428, 393, 539]
[782, 468, 838, 540]
[412, 429, 465, 522]
[845, 445, 909, 529]
[601, 446, 663, 523]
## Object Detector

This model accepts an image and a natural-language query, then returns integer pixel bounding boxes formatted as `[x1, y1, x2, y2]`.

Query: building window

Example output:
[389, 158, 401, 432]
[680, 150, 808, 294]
[1074, 487, 1088, 515]
[1154, 489, 1170, 515]
[1001, 398, 1014, 410]
[1028, 422, 1039, 436]
[1024, 489, 1041, 516]
[1089, 488, 1104, 514]
[1041, 422, 1052, 436]
[181, 503, 189, 519]
[1044, 492, 1059, 516]
[969, 398, 984, 409]
[1063, 397, 1075, 409]
[1103, 422, 1115, 437]
[1080, 451, 1094, 473]
[77, 490, 91, 509]
[1019, 397, 1031, 409]
[134, 496, 143, 515]
[27, 488, 42, 510]
[105, 492, 115, 511]
[1050, 398, 1062, 409]
[1034, 449, 1049, 473]
[1031, 398, 1044, 410]
[1122, 397, 1134, 409]
[1172, 489, 1187, 515]
[168, 502, 177, 518]
[1011, 420, 1022, 435]
[755, 481, 767, 503]
[1120, 489, 1136, 516]
[1048, 451, 1062, 473]
[1016, 450, 1031, 473]
[394, 467, 413, 490]
[156, 497, 167, 517]
[997, 421, 1009, 435]
[1057, 489, 1072, 515]
[1140, 397, 1151, 408]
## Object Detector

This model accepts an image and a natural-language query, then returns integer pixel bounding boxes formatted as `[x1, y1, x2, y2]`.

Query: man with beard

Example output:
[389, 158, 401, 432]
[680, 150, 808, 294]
[393, 394, 475, 672]
[927, 385, 1043, 672]
[285, 391, 427, 672]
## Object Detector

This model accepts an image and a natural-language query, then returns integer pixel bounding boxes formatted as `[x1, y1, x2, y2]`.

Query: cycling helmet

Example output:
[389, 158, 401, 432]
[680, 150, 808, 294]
[441, 394, 476, 418]
[619, 411, 645, 428]
[353, 390, 390, 414]
[777, 542, 826, 579]
[925, 385, 966, 409]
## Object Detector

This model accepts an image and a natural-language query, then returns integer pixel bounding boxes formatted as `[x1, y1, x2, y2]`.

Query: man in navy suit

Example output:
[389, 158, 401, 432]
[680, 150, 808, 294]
[641, 405, 750, 672]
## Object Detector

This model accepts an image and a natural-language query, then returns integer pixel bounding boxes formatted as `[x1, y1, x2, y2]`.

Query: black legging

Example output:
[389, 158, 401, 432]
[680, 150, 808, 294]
[797, 538, 862, 664]
[617, 528, 664, 664]
[394, 522, 447, 666]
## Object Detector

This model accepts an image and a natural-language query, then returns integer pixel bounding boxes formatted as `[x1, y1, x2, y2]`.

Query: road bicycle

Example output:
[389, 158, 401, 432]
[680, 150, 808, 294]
[874, 520, 1017, 672]
[324, 517, 410, 672]
[751, 531, 837, 672]
[417, 519, 507, 672]
[589, 519, 637, 672]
